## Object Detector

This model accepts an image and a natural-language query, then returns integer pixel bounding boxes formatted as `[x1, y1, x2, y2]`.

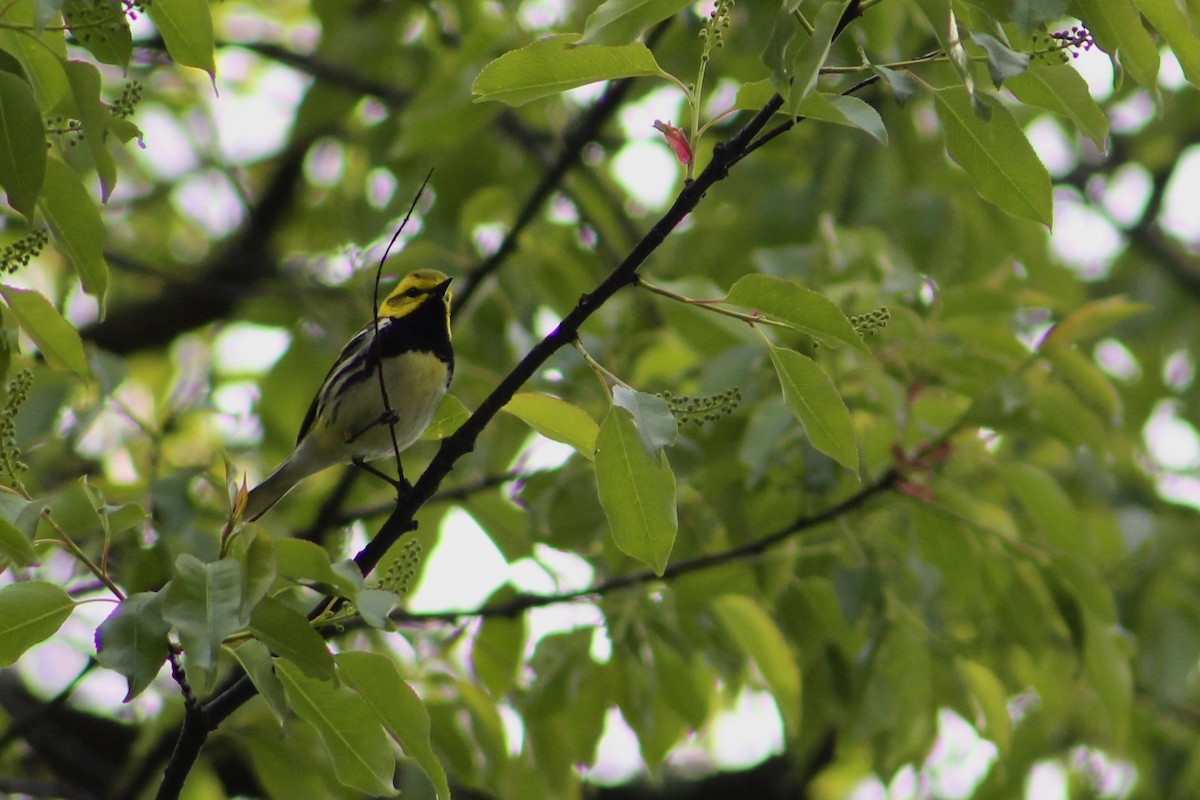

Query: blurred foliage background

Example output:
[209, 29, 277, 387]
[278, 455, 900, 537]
[0, 0, 1199, 798]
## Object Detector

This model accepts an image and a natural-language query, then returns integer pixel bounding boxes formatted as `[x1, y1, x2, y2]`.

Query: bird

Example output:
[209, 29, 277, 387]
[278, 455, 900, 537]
[242, 269, 454, 521]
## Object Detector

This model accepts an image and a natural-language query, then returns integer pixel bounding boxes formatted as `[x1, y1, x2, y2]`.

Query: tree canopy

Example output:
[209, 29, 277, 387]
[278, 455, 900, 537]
[0, 1, 1199, 799]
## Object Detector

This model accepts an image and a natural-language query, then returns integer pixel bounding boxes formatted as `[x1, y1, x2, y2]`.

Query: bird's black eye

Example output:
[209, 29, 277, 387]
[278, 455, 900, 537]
[405, 287, 422, 298]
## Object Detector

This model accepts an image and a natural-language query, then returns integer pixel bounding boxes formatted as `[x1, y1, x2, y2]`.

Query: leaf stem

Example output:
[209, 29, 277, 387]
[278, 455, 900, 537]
[38, 510, 126, 602]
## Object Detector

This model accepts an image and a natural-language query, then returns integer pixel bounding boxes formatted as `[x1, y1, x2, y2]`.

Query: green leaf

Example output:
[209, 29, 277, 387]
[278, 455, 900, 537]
[1039, 296, 1150, 349]
[788, 0, 850, 115]
[420, 393, 470, 440]
[969, 32, 1030, 87]
[958, 659, 1011, 754]
[795, 93, 888, 144]
[1000, 463, 1083, 554]
[146, 0, 216, 76]
[64, 1, 131, 68]
[914, 0, 974, 92]
[1138, 0, 1200, 89]
[472, 592, 526, 696]
[94, 591, 170, 701]
[1083, 611, 1132, 742]
[712, 594, 802, 737]
[231, 639, 291, 728]
[62, 60, 115, 202]
[595, 406, 677, 575]
[579, 0, 691, 45]
[726, 274, 868, 352]
[249, 595, 335, 681]
[162, 555, 244, 695]
[1041, 343, 1121, 423]
[38, 156, 109, 300]
[760, 2, 802, 90]
[612, 385, 677, 454]
[931, 87, 1052, 226]
[0, 285, 89, 377]
[472, 35, 668, 106]
[766, 344, 858, 471]
[874, 64, 918, 104]
[338, 651, 452, 800]
[273, 539, 360, 599]
[0, 514, 38, 567]
[276, 659, 396, 796]
[0, 71, 45, 220]
[1072, 0, 1159, 91]
[1008, 64, 1109, 148]
[0, 17, 68, 111]
[0, 580, 73, 666]
[354, 588, 399, 629]
[502, 392, 598, 459]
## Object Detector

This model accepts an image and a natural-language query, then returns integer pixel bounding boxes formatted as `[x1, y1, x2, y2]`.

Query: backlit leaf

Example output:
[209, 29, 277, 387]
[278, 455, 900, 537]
[595, 406, 677, 574]
[94, 591, 170, 701]
[502, 392, 598, 459]
[0, 284, 89, 377]
[767, 343, 858, 471]
[0, 581, 73, 666]
[473, 35, 667, 106]
[0, 71, 45, 220]
[726, 274, 868, 352]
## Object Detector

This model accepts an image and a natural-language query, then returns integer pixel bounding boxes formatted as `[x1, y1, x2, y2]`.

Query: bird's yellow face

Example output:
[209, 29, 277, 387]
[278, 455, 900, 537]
[378, 269, 453, 322]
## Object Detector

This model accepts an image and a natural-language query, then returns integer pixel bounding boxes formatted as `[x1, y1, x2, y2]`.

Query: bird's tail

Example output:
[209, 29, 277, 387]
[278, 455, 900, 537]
[242, 455, 314, 522]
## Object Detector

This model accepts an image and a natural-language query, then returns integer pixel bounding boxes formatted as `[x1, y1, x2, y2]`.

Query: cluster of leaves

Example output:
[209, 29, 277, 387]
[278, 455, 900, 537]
[0, 0, 1197, 799]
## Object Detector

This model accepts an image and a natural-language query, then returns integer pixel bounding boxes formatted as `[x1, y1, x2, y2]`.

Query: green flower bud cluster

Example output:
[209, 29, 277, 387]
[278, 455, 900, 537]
[658, 387, 742, 425]
[1, 230, 49, 275]
[699, 0, 734, 60]
[64, 0, 132, 43]
[112, 81, 143, 119]
[0, 369, 33, 491]
[850, 306, 890, 338]
[375, 539, 423, 597]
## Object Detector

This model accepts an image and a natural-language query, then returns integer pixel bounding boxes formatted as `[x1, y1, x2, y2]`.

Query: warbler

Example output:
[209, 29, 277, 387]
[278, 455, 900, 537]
[243, 269, 454, 521]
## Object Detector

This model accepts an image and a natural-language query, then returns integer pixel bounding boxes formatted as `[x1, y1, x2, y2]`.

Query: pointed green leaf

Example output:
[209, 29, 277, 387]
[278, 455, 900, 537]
[612, 385, 677, 454]
[788, 0, 850, 115]
[726, 274, 868, 352]
[795, 93, 887, 144]
[1138, 0, 1200, 89]
[502, 392, 599, 459]
[472, 590, 526, 697]
[0, 580, 73, 666]
[1000, 463, 1083, 553]
[64, 1, 131, 67]
[0, 514, 37, 567]
[249, 595, 334, 681]
[0, 16, 68, 111]
[595, 406, 677, 575]
[1083, 611, 1132, 742]
[914, 0, 974, 91]
[276, 659, 396, 796]
[932, 87, 1052, 226]
[1041, 343, 1121, 423]
[62, 60, 116, 202]
[970, 32, 1030, 87]
[354, 588, 400, 629]
[1073, 0, 1159, 91]
[38, 156, 109, 300]
[162, 555, 244, 694]
[273, 539, 360, 599]
[473, 35, 668, 106]
[1039, 296, 1150, 349]
[958, 659, 1011, 754]
[0, 71, 45, 220]
[338, 651, 451, 800]
[230, 640, 290, 728]
[712, 594, 802, 737]
[580, 0, 691, 45]
[767, 344, 858, 471]
[0, 285, 88, 378]
[147, 0, 216, 76]
[94, 591, 170, 701]
[420, 393, 470, 440]
[1008, 64, 1109, 148]
[761, 2, 801, 91]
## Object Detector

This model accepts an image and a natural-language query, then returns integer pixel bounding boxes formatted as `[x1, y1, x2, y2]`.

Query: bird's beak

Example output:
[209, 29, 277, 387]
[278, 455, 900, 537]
[434, 278, 453, 300]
